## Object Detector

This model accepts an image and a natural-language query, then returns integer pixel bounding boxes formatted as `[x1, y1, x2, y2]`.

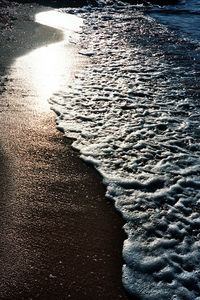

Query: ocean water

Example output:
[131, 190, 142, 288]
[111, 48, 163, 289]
[50, 1, 200, 299]
[148, 0, 200, 43]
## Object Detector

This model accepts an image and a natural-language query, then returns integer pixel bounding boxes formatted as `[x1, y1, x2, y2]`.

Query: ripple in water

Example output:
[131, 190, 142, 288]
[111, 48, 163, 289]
[50, 3, 200, 299]
[149, 0, 200, 43]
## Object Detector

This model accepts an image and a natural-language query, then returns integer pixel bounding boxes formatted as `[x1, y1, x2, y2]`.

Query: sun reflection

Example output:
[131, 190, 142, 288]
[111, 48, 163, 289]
[12, 11, 83, 113]
[35, 11, 83, 32]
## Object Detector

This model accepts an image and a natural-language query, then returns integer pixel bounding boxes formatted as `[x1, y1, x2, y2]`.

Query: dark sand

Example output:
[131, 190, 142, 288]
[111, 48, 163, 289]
[0, 3, 135, 300]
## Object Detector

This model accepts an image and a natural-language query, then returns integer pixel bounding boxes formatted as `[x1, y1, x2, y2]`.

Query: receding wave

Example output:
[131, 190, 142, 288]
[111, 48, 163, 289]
[50, 3, 200, 299]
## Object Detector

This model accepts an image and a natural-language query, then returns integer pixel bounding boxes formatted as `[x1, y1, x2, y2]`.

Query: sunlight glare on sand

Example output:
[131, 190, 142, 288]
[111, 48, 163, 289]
[12, 11, 83, 113]
[35, 11, 83, 32]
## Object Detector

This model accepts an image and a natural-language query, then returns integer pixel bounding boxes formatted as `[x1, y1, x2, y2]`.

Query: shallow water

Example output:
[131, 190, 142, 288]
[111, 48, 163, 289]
[149, 0, 200, 43]
[50, 2, 200, 299]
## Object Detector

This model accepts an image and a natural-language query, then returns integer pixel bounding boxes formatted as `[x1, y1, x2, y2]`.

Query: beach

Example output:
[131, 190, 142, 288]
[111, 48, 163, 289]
[0, 2, 133, 299]
[1, 0, 200, 298]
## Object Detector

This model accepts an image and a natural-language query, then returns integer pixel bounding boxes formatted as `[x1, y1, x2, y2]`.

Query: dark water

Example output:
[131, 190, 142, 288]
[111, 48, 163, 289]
[149, 0, 200, 43]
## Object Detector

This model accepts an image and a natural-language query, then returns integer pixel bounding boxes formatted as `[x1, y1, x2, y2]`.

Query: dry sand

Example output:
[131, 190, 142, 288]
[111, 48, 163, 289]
[0, 3, 135, 299]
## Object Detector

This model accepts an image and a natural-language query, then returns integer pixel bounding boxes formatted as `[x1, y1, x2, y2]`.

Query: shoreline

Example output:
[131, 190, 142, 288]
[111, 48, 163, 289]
[0, 3, 134, 299]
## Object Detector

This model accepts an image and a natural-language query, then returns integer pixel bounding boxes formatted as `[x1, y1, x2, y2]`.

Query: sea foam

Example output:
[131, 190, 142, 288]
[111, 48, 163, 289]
[50, 3, 200, 299]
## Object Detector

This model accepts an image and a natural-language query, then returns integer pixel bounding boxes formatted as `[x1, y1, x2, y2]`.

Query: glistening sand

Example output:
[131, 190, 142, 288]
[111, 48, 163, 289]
[0, 3, 132, 299]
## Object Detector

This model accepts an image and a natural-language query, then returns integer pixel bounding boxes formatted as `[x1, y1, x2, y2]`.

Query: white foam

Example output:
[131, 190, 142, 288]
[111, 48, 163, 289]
[50, 4, 200, 299]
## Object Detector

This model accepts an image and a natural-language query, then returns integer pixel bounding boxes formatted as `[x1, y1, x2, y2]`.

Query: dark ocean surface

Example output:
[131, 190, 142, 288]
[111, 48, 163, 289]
[149, 0, 200, 43]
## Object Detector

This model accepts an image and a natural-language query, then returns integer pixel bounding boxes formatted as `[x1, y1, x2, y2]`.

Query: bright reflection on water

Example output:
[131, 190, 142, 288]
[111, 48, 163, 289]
[12, 11, 83, 113]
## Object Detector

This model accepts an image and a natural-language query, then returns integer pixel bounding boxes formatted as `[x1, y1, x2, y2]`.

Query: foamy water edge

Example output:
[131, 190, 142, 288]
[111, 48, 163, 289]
[50, 4, 200, 299]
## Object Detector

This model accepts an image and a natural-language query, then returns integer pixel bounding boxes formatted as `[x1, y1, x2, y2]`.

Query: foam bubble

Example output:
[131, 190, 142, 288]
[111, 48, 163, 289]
[50, 4, 200, 299]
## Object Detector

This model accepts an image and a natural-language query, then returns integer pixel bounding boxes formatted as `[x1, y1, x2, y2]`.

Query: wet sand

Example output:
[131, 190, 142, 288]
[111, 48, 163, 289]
[0, 3, 135, 300]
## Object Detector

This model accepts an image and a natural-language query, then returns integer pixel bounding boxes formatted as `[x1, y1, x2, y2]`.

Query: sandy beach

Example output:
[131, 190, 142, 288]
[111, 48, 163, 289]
[0, 2, 135, 299]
